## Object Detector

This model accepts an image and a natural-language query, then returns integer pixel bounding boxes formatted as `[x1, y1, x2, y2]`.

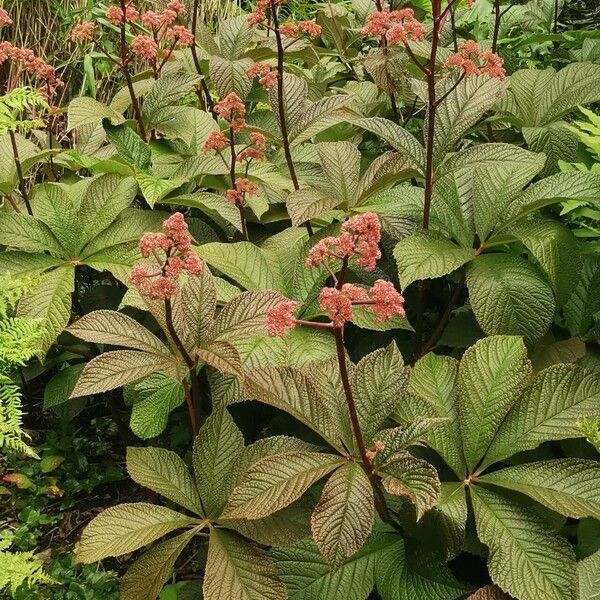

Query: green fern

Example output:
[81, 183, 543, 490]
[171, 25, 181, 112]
[0, 87, 48, 135]
[0, 275, 43, 457]
[0, 538, 55, 596]
[578, 417, 600, 453]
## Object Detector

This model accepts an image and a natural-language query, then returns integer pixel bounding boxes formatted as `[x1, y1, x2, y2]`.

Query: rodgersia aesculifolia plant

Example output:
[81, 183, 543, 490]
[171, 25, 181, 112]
[1, 0, 600, 598]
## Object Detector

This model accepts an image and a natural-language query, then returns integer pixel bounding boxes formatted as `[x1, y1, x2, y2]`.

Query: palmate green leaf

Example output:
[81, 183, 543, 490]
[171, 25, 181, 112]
[126, 446, 202, 515]
[149, 106, 218, 149]
[134, 172, 185, 208]
[209, 56, 253, 100]
[380, 454, 441, 519]
[204, 528, 286, 600]
[376, 417, 447, 462]
[511, 218, 582, 307]
[0, 212, 64, 256]
[269, 72, 309, 134]
[356, 151, 419, 203]
[76, 502, 197, 564]
[523, 123, 579, 176]
[192, 407, 245, 518]
[197, 242, 285, 292]
[471, 486, 577, 600]
[210, 290, 287, 341]
[67, 310, 172, 356]
[466, 254, 555, 341]
[222, 451, 344, 520]
[393, 231, 476, 290]
[531, 336, 586, 372]
[375, 536, 467, 600]
[124, 373, 185, 440]
[457, 336, 531, 473]
[290, 95, 355, 146]
[67, 96, 125, 131]
[578, 550, 600, 600]
[32, 183, 79, 256]
[0, 251, 62, 277]
[286, 188, 341, 227]
[431, 75, 505, 167]
[164, 192, 243, 233]
[17, 265, 74, 358]
[141, 72, 201, 122]
[316, 142, 361, 204]
[482, 364, 600, 469]
[197, 339, 242, 375]
[104, 122, 151, 170]
[311, 462, 374, 567]
[120, 528, 198, 600]
[480, 458, 600, 520]
[353, 117, 425, 171]
[218, 15, 253, 60]
[350, 342, 408, 444]
[272, 528, 400, 600]
[397, 353, 465, 478]
[70, 350, 178, 398]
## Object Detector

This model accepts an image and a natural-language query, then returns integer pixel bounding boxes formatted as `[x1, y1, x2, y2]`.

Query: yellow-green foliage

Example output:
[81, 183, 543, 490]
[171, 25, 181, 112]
[0, 87, 48, 135]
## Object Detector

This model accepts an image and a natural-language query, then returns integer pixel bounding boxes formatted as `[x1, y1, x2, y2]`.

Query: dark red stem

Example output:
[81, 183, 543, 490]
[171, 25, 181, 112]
[9, 130, 33, 215]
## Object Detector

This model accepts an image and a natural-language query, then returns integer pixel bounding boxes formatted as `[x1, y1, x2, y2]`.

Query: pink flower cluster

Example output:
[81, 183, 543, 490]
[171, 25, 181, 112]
[68, 21, 95, 42]
[0, 41, 64, 99]
[165, 24, 195, 46]
[443, 40, 505, 80]
[246, 62, 278, 90]
[202, 130, 228, 153]
[131, 34, 158, 59]
[226, 178, 259, 206]
[237, 131, 266, 162]
[365, 440, 386, 461]
[106, 3, 139, 25]
[306, 212, 382, 272]
[0, 8, 12, 26]
[279, 20, 322, 38]
[362, 9, 426, 45]
[214, 92, 247, 131]
[267, 300, 300, 336]
[247, 0, 285, 27]
[129, 213, 203, 300]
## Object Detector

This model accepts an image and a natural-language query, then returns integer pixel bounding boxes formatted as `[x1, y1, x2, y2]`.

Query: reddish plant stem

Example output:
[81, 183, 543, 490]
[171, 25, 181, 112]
[118, 0, 146, 141]
[164, 299, 200, 436]
[229, 126, 249, 241]
[269, 0, 313, 236]
[190, 0, 215, 114]
[8, 130, 33, 215]
[492, 0, 502, 53]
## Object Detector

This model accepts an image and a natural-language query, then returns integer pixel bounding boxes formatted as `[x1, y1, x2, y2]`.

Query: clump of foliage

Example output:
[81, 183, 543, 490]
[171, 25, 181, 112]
[0, 0, 599, 598]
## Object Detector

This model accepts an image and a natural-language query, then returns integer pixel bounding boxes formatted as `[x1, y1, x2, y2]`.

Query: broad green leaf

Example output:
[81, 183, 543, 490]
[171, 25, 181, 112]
[286, 188, 341, 227]
[218, 16, 253, 60]
[272, 529, 400, 600]
[135, 172, 185, 208]
[78, 174, 137, 249]
[431, 75, 505, 167]
[511, 219, 582, 307]
[104, 123, 150, 170]
[376, 417, 447, 462]
[44, 364, 85, 409]
[399, 353, 465, 478]
[480, 458, 600, 520]
[76, 503, 196, 563]
[192, 407, 245, 518]
[17, 265, 74, 357]
[457, 336, 531, 473]
[71, 350, 176, 397]
[244, 366, 340, 448]
[67, 310, 172, 356]
[0, 212, 64, 256]
[0, 251, 61, 277]
[578, 550, 600, 600]
[209, 56, 253, 99]
[149, 106, 217, 148]
[316, 142, 361, 204]
[124, 374, 185, 440]
[483, 364, 600, 468]
[471, 486, 577, 600]
[380, 454, 441, 519]
[126, 446, 202, 515]
[290, 95, 355, 145]
[393, 231, 476, 290]
[67, 96, 125, 130]
[351, 342, 408, 444]
[523, 123, 579, 176]
[375, 534, 467, 600]
[120, 528, 198, 600]
[531, 337, 586, 372]
[197, 339, 241, 375]
[164, 192, 243, 232]
[269, 72, 308, 134]
[197, 242, 284, 291]
[204, 528, 286, 600]
[142, 72, 202, 122]
[222, 451, 344, 519]
[563, 255, 600, 336]
[211, 290, 287, 341]
[353, 117, 425, 170]
[32, 183, 79, 255]
[311, 462, 374, 567]
[466, 254, 555, 341]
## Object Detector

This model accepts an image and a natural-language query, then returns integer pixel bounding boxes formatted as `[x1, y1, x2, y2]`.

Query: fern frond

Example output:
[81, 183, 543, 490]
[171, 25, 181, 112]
[0, 374, 37, 458]
[0, 546, 55, 595]
[0, 86, 48, 135]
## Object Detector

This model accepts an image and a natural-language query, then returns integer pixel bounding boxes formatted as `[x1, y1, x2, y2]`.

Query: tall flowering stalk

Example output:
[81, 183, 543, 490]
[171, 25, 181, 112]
[68, 1, 194, 141]
[247, 0, 321, 235]
[129, 213, 204, 435]
[267, 213, 406, 524]
[203, 93, 267, 241]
